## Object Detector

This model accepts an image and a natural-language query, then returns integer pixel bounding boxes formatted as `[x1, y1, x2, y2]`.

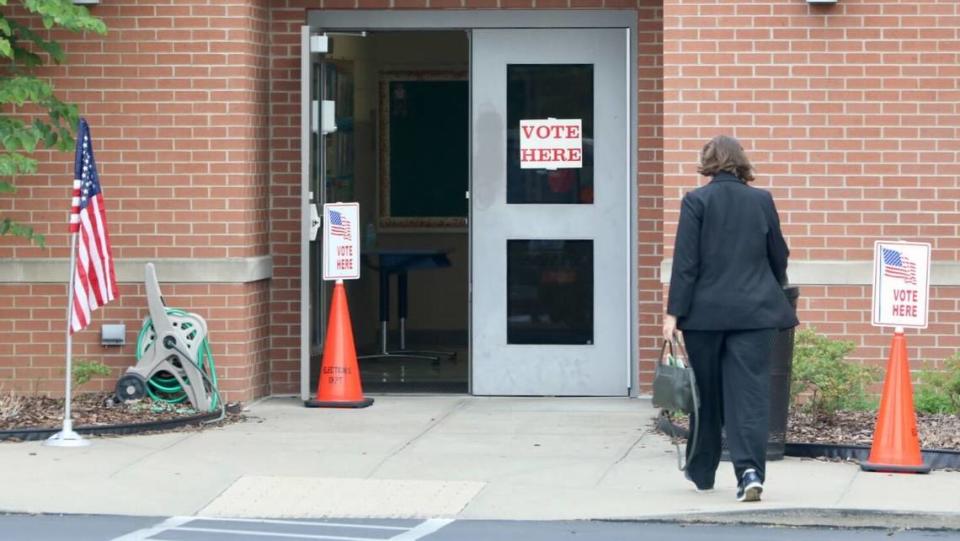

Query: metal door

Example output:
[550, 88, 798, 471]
[301, 28, 345, 400]
[470, 29, 630, 396]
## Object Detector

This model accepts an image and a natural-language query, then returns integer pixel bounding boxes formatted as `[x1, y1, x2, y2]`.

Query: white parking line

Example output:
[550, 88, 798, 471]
[170, 526, 385, 540]
[389, 519, 454, 541]
[185, 517, 408, 531]
[112, 516, 453, 541]
[109, 516, 193, 541]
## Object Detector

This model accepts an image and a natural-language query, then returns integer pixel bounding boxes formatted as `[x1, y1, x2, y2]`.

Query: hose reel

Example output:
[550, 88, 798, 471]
[115, 263, 221, 412]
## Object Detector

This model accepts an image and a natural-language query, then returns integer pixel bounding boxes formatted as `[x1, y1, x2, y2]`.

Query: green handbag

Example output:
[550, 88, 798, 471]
[652, 334, 700, 471]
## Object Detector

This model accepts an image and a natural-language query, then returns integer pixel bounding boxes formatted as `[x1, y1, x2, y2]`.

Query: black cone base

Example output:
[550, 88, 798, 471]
[861, 461, 930, 474]
[304, 397, 374, 409]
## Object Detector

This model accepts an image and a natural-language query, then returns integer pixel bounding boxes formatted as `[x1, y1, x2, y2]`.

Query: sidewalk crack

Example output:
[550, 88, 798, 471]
[107, 432, 200, 478]
[367, 398, 470, 477]
[595, 426, 652, 486]
[835, 466, 859, 505]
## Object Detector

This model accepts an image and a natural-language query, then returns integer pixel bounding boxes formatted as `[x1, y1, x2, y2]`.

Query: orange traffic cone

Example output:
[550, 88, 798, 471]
[861, 329, 929, 473]
[305, 282, 374, 408]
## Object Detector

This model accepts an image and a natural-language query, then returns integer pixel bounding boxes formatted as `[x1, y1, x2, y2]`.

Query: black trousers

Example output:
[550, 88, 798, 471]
[683, 328, 776, 488]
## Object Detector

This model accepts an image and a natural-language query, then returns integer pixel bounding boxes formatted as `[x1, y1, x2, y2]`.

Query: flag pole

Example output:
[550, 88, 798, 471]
[45, 191, 90, 448]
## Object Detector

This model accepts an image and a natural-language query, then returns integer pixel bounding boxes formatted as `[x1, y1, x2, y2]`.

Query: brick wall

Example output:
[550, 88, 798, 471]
[10, 0, 946, 398]
[0, 1, 274, 402]
[662, 0, 960, 369]
[0, 281, 270, 399]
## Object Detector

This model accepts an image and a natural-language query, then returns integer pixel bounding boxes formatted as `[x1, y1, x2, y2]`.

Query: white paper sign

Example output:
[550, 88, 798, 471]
[322, 202, 360, 281]
[519, 118, 582, 170]
[871, 241, 931, 329]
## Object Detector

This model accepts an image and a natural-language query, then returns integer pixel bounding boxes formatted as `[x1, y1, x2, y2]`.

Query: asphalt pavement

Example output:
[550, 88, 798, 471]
[3, 514, 960, 541]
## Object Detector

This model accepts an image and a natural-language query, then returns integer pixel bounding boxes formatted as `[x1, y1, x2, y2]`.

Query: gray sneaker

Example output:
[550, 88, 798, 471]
[736, 469, 763, 502]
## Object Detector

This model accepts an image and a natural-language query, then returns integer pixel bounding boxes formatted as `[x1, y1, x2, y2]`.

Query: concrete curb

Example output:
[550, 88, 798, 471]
[623, 508, 960, 532]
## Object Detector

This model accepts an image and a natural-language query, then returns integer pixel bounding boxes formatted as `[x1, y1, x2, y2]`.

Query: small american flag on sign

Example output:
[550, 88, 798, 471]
[329, 209, 351, 240]
[882, 247, 917, 285]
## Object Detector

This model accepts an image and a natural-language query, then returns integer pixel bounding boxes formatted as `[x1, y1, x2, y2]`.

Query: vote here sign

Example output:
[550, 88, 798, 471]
[871, 241, 931, 329]
[519, 119, 582, 170]
[322, 202, 360, 281]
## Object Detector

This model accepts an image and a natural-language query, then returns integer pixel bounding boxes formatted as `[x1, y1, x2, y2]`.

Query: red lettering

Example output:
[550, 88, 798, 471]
[522, 122, 582, 142]
[569, 148, 582, 162]
[891, 304, 919, 317]
[892, 289, 919, 302]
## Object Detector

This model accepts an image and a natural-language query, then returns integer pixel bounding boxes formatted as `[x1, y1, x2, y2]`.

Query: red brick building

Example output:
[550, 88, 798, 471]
[1, 0, 957, 403]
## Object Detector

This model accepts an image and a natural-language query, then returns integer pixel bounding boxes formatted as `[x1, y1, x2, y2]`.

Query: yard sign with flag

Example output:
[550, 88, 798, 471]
[70, 118, 119, 333]
[322, 202, 360, 281]
[872, 241, 930, 329]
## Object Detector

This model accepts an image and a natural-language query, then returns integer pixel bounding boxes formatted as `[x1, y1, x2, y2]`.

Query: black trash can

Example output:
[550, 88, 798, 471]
[766, 285, 800, 460]
[721, 285, 800, 461]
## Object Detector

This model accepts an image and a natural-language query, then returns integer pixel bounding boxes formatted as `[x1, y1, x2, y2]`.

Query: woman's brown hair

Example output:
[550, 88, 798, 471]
[697, 135, 755, 182]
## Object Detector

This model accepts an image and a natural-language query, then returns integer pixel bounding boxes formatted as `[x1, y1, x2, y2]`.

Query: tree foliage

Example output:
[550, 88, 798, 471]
[0, 0, 106, 246]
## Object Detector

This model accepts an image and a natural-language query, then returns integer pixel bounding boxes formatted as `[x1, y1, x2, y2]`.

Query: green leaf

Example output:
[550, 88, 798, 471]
[18, 131, 37, 152]
[12, 48, 42, 69]
[0, 216, 46, 247]
[0, 38, 11, 59]
[0, 180, 15, 193]
[9, 20, 66, 65]
[22, 0, 107, 35]
[0, 76, 55, 105]
[3, 133, 21, 151]
[0, 152, 36, 176]
[0, 17, 11, 36]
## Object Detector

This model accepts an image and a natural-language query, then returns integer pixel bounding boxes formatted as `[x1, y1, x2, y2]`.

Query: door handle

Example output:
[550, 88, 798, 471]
[310, 204, 322, 241]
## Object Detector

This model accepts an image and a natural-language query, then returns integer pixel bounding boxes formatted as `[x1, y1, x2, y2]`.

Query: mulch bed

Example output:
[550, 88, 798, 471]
[661, 409, 960, 451]
[0, 392, 244, 438]
[788, 409, 960, 451]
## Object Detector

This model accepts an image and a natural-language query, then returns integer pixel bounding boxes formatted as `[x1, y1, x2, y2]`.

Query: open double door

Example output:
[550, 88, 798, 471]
[301, 13, 636, 398]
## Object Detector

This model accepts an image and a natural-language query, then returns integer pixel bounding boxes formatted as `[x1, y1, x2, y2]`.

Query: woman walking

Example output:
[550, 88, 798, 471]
[663, 135, 798, 502]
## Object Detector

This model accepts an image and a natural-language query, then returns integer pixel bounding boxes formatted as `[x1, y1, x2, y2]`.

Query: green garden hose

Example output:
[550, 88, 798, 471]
[136, 308, 220, 412]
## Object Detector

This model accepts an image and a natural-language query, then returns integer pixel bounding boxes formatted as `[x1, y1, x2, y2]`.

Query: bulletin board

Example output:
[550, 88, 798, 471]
[378, 71, 468, 229]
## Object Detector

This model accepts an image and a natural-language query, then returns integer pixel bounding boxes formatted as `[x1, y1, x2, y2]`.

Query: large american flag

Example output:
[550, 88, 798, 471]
[328, 209, 351, 240]
[69, 119, 118, 334]
[882, 247, 917, 285]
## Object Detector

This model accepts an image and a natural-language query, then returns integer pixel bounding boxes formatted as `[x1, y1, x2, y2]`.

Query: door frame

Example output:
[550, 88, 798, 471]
[301, 11, 640, 399]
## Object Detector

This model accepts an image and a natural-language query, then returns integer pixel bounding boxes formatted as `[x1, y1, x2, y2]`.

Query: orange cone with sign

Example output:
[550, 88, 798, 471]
[305, 282, 373, 408]
[860, 330, 929, 473]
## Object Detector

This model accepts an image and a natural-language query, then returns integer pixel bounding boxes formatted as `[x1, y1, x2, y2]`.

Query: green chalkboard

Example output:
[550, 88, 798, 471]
[379, 73, 468, 228]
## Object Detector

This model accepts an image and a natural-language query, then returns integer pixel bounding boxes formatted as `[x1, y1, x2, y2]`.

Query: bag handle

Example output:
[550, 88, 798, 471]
[659, 334, 688, 369]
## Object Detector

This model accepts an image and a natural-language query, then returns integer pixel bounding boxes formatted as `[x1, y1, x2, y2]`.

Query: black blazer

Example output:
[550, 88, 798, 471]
[667, 172, 799, 331]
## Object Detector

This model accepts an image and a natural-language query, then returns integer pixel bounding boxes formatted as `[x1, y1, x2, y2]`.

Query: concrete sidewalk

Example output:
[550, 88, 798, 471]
[0, 396, 958, 526]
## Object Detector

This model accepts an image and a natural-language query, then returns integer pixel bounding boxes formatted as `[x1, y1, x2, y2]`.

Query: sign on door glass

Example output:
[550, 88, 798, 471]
[506, 65, 594, 204]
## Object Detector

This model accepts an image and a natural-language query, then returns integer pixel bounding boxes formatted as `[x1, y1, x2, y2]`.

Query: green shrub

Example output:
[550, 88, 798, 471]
[72, 359, 112, 388]
[790, 328, 879, 416]
[913, 354, 960, 415]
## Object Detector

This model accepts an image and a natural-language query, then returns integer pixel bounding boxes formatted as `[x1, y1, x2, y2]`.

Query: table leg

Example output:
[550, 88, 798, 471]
[395, 270, 455, 361]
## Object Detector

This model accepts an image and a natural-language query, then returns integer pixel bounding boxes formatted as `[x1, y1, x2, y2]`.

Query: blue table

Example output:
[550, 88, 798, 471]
[359, 249, 456, 361]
